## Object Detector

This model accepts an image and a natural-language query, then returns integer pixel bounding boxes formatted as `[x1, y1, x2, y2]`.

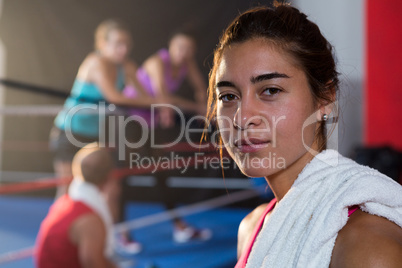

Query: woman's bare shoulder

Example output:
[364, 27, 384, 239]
[81, 52, 105, 66]
[330, 209, 402, 268]
[142, 51, 163, 67]
[239, 203, 269, 231]
[237, 203, 270, 258]
[76, 52, 111, 80]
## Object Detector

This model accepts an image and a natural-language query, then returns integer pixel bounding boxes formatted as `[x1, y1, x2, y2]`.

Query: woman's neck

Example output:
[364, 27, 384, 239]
[96, 51, 120, 67]
[265, 145, 320, 202]
[168, 50, 186, 71]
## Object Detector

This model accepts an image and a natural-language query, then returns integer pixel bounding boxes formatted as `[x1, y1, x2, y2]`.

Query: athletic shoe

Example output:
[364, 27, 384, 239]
[115, 234, 142, 255]
[173, 226, 212, 243]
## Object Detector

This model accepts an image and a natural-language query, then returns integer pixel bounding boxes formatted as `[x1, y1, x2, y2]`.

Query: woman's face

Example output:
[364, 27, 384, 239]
[100, 30, 132, 64]
[169, 34, 196, 66]
[215, 38, 319, 178]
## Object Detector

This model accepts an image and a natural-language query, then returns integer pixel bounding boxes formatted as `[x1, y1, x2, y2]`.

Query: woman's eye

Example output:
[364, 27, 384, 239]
[219, 94, 238, 102]
[262, 87, 281, 96]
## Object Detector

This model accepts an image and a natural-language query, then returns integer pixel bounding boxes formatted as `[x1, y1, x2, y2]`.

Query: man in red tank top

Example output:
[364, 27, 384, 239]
[35, 144, 117, 268]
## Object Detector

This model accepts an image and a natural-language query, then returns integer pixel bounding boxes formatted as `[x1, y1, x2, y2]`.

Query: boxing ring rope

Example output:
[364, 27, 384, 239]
[0, 105, 63, 116]
[0, 78, 68, 99]
[0, 247, 36, 265]
[0, 150, 224, 195]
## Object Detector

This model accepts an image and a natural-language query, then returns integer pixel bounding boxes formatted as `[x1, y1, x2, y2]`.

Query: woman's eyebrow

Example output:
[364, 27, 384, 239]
[251, 72, 290, 83]
[216, 81, 235, 88]
[216, 72, 289, 88]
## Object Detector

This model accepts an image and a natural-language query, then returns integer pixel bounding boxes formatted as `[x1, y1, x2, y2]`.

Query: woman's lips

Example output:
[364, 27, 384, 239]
[234, 138, 270, 153]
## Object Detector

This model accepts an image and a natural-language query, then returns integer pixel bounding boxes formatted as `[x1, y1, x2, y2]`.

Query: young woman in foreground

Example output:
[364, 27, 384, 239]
[205, 4, 402, 267]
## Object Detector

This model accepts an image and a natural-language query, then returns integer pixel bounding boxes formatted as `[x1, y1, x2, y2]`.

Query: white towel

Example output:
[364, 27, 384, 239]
[246, 149, 402, 268]
[68, 177, 114, 258]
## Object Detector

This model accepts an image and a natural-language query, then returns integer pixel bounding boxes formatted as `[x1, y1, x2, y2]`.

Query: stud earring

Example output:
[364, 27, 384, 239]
[322, 114, 328, 121]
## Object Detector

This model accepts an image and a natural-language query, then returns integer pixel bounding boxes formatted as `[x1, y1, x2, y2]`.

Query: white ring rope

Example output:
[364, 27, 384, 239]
[114, 188, 261, 233]
[0, 105, 63, 116]
[0, 105, 122, 116]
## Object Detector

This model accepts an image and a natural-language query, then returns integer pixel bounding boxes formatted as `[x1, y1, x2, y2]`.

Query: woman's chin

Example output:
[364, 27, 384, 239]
[238, 166, 269, 179]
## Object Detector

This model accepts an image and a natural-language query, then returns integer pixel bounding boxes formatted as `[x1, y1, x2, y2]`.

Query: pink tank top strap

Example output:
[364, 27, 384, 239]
[348, 205, 359, 217]
[235, 198, 277, 268]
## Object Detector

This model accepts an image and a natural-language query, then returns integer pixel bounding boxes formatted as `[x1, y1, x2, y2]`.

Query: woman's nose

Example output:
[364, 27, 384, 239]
[233, 99, 262, 130]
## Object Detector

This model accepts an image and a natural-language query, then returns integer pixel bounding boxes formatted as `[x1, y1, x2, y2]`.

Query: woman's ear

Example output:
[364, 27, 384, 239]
[315, 85, 337, 121]
[316, 102, 334, 121]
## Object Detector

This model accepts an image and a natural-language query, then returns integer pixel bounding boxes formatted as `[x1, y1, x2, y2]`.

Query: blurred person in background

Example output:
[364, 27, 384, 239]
[36, 143, 117, 268]
[123, 27, 211, 244]
[123, 26, 207, 127]
[49, 19, 165, 254]
[50, 19, 157, 197]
